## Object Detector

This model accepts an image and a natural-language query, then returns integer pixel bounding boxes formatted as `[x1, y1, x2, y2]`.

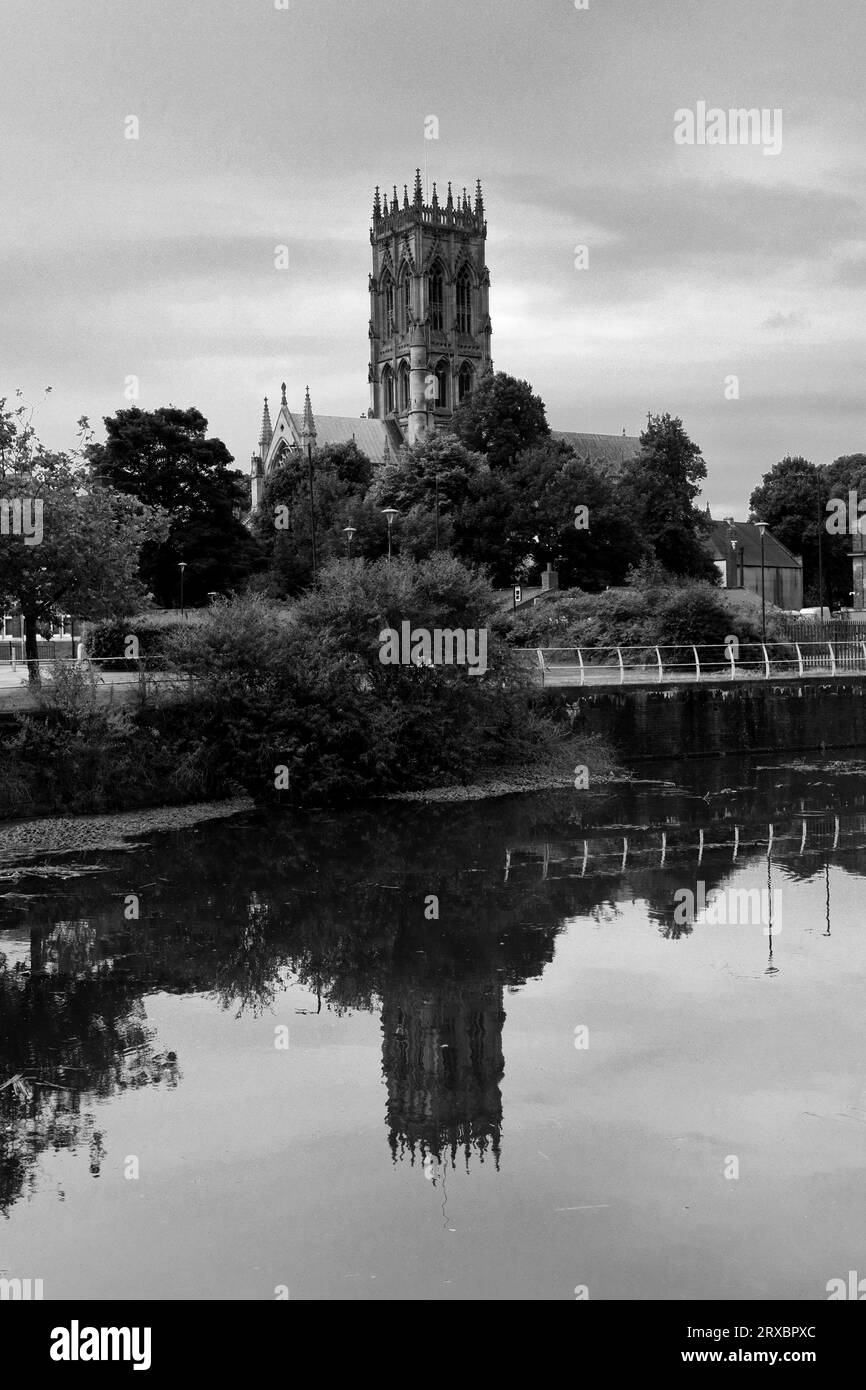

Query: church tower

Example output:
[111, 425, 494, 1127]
[368, 171, 492, 444]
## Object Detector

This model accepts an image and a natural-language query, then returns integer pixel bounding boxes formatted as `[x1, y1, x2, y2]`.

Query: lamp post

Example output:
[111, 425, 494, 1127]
[754, 520, 768, 643]
[814, 464, 825, 616]
[178, 561, 187, 618]
[307, 441, 318, 584]
[207, 590, 219, 605]
[343, 524, 356, 561]
[383, 507, 398, 562]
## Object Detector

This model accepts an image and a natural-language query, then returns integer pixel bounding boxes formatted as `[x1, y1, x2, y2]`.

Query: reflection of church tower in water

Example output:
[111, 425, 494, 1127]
[381, 981, 506, 1168]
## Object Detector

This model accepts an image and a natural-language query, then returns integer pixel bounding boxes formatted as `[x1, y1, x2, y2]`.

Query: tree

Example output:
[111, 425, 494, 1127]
[87, 407, 262, 606]
[617, 414, 716, 580]
[749, 455, 847, 607]
[450, 370, 549, 471]
[509, 440, 642, 589]
[0, 397, 168, 682]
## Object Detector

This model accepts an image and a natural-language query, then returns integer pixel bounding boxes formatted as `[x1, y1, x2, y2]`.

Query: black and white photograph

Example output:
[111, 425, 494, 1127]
[1, 0, 865, 1353]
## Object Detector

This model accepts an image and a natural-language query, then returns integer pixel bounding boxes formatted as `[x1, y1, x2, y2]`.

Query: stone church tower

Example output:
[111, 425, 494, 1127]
[368, 170, 492, 444]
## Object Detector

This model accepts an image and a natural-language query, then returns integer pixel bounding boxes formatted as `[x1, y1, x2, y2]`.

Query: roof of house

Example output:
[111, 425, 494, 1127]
[551, 431, 643, 470]
[708, 520, 802, 568]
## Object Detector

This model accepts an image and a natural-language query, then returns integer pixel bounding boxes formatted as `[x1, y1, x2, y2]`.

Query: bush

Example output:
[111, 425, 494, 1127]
[163, 563, 559, 805]
[495, 580, 785, 652]
[85, 617, 186, 671]
[0, 662, 227, 817]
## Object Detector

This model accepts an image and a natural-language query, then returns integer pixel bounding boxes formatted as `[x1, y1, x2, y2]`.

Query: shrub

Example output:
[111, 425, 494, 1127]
[85, 617, 186, 671]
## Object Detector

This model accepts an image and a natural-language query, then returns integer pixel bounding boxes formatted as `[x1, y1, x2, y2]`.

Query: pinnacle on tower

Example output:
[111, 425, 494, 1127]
[462, 186, 468, 212]
[431, 182, 439, 208]
[475, 179, 484, 216]
[373, 186, 381, 219]
[413, 168, 423, 204]
[446, 181, 453, 211]
[403, 184, 409, 210]
[259, 396, 273, 448]
[280, 381, 287, 406]
[392, 185, 398, 212]
[302, 385, 316, 443]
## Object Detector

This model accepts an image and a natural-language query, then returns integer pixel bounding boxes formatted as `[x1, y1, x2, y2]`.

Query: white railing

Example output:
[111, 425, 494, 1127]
[519, 641, 866, 687]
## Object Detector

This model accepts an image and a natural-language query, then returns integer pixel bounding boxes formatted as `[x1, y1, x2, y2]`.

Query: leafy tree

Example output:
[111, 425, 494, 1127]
[823, 454, 866, 606]
[509, 440, 642, 589]
[0, 396, 168, 681]
[450, 370, 549, 471]
[748, 455, 845, 607]
[617, 413, 716, 579]
[87, 406, 262, 606]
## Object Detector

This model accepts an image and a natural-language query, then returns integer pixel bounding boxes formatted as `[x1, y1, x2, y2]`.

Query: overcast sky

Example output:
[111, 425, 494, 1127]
[2, 0, 865, 517]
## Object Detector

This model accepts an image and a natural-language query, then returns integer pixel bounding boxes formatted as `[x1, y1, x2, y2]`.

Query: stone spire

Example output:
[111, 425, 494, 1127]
[301, 385, 316, 450]
[446, 181, 454, 211]
[413, 167, 423, 205]
[431, 181, 439, 209]
[280, 381, 287, 406]
[474, 179, 484, 217]
[373, 186, 381, 219]
[403, 183, 409, 210]
[258, 397, 273, 451]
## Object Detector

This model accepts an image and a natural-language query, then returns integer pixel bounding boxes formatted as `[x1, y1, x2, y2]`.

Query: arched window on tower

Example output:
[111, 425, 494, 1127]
[400, 267, 412, 332]
[456, 268, 472, 334]
[434, 359, 449, 410]
[382, 272, 395, 338]
[382, 365, 395, 415]
[398, 361, 411, 413]
[458, 362, 474, 403]
[429, 263, 445, 332]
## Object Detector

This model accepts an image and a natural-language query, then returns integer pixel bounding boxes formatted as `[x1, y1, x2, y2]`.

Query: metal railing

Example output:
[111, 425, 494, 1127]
[519, 641, 866, 687]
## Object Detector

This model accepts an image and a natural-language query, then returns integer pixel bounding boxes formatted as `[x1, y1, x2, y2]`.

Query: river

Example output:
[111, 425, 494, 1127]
[1, 753, 865, 1300]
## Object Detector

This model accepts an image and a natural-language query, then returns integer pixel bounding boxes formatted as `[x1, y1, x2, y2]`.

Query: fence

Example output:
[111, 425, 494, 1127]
[519, 641, 866, 687]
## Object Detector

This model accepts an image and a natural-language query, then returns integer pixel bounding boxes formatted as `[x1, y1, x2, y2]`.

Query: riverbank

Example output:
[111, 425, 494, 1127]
[0, 796, 255, 865]
[382, 737, 621, 802]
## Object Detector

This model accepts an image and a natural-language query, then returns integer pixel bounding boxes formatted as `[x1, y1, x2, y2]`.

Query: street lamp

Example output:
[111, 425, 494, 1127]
[178, 561, 187, 618]
[754, 520, 769, 642]
[343, 524, 356, 560]
[207, 590, 219, 605]
[814, 464, 826, 616]
[382, 507, 398, 562]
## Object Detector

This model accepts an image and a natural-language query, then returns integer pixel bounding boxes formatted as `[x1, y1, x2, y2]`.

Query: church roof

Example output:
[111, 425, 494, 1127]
[293, 412, 402, 465]
[551, 431, 643, 471]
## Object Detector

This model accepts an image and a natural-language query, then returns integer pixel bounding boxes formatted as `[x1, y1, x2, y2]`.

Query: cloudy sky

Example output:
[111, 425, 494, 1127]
[2, 0, 865, 516]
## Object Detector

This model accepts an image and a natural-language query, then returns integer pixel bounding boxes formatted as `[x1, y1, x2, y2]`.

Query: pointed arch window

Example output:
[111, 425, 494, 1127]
[382, 365, 395, 414]
[429, 263, 445, 332]
[456, 268, 473, 334]
[458, 362, 474, 403]
[434, 359, 449, 410]
[382, 272, 395, 338]
[398, 361, 411, 413]
[400, 268, 412, 332]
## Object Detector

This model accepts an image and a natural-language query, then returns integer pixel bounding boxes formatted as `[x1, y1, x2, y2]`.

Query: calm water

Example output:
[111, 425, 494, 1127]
[1, 756, 865, 1301]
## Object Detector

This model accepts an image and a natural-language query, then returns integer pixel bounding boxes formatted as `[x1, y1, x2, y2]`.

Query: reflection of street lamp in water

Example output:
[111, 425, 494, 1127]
[765, 849, 779, 975]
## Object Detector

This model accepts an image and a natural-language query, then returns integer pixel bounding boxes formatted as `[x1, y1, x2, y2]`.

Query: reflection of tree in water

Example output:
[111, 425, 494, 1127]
[2, 763, 864, 1204]
[0, 952, 179, 1215]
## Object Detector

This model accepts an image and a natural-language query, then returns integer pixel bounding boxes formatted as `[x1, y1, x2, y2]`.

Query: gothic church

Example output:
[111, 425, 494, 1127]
[251, 171, 640, 509]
